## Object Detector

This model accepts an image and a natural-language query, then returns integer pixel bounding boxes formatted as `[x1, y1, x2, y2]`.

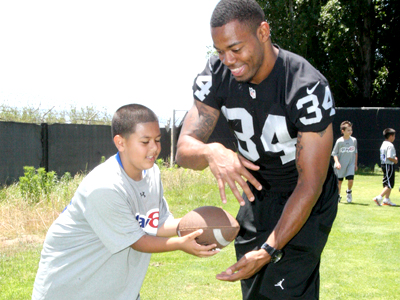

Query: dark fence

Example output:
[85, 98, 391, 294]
[192, 107, 400, 170]
[0, 122, 171, 185]
[1, 107, 399, 186]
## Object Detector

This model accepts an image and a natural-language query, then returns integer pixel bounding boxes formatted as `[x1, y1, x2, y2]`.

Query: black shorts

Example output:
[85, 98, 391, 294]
[381, 164, 395, 188]
[235, 171, 338, 300]
[338, 175, 354, 181]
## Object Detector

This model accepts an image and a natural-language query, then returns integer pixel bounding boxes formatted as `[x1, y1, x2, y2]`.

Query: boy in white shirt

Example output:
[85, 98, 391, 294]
[32, 104, 218, 300]
[373, 128, 398, 206]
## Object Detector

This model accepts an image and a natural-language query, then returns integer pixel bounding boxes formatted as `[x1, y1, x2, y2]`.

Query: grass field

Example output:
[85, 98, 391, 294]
[1, 167, 400, 299]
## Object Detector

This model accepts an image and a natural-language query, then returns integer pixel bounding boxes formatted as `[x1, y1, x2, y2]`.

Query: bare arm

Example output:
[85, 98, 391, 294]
[176, 100, 220, 170]
[176, 100, 262, 205]
[131, 229, 218, 258]
[217, 123, 334, 281]
[156, 217, 180, 237]
[333, 155, 341, 169]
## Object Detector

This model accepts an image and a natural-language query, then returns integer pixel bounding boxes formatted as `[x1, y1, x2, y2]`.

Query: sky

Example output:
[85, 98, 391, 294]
[0, 0, 220, 122]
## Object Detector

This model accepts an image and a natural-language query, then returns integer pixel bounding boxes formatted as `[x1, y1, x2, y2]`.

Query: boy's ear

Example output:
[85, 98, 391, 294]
[113, 135, 125, 152]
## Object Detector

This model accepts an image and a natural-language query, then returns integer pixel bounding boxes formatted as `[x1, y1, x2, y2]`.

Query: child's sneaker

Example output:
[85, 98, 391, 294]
[346, 190, 352, 203]
[382, 198, 396, 206]
[373, 196, 382, 206]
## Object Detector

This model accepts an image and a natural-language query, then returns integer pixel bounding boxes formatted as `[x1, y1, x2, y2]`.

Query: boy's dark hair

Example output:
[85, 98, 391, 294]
[111, 104, 158, 139]
[210, 0, 265, 34]
[383, 128, 396, 139]
[340, 120, 353, 132]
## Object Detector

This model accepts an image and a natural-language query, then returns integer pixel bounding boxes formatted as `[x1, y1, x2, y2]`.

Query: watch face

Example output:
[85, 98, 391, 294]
[271, 250, 283, 263]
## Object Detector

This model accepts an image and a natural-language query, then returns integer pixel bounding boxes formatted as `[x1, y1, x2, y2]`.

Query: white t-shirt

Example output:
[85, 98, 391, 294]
[380, 140, 396, 165]
[32, 155, 172, 300]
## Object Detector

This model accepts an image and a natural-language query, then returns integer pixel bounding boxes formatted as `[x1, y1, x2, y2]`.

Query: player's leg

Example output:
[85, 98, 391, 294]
[345, 175, 354, 203]
[337, 178, 343, 202]
[374, 165, 389, 205]
[380, 164, 396, 206]
[235, 176, 338, 300]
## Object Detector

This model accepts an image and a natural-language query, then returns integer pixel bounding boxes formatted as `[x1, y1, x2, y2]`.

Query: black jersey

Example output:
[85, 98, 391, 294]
[192, 47, 336, 192]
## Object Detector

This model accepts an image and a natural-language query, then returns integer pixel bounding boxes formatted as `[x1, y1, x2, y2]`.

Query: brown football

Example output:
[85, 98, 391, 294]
[177, 206, 240, 249]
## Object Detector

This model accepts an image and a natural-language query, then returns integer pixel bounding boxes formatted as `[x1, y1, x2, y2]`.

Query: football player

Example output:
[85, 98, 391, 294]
[176, 0, 339, 299]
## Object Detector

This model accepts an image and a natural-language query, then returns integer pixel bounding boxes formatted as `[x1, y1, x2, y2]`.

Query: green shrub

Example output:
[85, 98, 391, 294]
[19, 167, 57, 204]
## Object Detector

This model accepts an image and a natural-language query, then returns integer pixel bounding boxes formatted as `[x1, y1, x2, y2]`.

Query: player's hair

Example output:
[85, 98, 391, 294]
[340, 120, 353, 133]
[111, 104, 158, 139]
[383, 128, 396, 139]
[210, 0, 265, 34]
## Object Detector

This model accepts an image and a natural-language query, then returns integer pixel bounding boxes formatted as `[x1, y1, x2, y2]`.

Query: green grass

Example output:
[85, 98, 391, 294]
[320, 172, 400, 300]
[1, 168, 400, 299]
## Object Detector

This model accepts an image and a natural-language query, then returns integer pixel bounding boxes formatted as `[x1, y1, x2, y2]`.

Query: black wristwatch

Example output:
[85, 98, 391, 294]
[261, 243, 283, 263]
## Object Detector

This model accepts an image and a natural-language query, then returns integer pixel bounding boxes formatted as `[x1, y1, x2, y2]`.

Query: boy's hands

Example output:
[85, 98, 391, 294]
[179, 230, 220, 257]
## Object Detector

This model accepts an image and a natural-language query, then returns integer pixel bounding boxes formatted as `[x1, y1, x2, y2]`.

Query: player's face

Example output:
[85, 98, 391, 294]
[343, 127, 352, 137]
[119, 122, 161, 181]
[212, 20, 267, 84]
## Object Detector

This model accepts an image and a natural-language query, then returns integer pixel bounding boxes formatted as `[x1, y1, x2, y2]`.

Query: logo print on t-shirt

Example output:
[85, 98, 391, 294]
[140, 192, 146, 198]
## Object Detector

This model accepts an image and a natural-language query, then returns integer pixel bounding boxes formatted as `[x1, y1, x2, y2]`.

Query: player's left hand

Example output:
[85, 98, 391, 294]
[216, 249, 269, 281]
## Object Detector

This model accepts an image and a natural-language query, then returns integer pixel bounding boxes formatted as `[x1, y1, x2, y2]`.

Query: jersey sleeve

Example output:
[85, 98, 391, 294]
[192, 56, 225, 110]
[288, 80, 336, 132]
[332, 139, 340, 156]
[354, 137, 358, 153]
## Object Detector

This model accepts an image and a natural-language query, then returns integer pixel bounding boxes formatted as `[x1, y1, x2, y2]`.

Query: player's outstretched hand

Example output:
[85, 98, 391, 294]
[206, 143, 262, 206]
[216, 249, 269, 281]
[179, 230, 219, 258]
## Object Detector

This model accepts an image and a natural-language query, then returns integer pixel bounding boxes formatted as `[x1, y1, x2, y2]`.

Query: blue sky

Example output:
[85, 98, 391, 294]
[0, 0, 220, 121]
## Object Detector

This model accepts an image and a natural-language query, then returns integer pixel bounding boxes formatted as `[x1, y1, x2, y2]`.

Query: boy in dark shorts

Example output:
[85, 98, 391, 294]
[373, 128, 398, 206]
[332, 121, 358, 203]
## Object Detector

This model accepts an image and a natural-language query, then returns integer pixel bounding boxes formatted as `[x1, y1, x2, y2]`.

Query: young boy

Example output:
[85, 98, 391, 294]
[32, 104, 218, 300]
[373, 128, 398, 206]
[332, 121, 358, 203]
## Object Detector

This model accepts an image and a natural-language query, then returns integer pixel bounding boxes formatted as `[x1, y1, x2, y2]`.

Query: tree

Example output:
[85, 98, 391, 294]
[257, 0, 399, 107]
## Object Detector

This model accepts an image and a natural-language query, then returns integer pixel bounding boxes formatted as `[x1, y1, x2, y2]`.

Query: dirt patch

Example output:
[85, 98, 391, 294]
[0, 234, 44, 248]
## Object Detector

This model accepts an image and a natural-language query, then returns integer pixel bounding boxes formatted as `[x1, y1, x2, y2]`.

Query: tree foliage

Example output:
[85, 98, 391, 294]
[258, 0, 399, 107]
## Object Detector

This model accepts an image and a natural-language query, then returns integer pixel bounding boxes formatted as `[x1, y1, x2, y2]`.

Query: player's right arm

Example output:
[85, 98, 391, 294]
[333, 155, 341, 169]
[130, 230, 218, 257]
[176, 100, 262, 206]
[175, 100, 219, 170]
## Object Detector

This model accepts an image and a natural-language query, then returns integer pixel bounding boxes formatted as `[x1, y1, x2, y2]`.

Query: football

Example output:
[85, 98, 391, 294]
[177, 206, 240, 249]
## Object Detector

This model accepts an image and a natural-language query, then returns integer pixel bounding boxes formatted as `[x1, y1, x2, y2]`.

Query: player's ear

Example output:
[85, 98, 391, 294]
[113, 135, 125, 152]
[258, 21, 271, 43]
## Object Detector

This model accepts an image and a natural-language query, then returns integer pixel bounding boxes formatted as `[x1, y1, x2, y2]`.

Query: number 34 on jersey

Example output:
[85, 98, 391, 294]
[221, 82, 335, 164]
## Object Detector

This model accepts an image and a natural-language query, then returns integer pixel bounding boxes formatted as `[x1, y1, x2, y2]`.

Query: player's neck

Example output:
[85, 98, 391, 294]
[250, 44, 278, 85]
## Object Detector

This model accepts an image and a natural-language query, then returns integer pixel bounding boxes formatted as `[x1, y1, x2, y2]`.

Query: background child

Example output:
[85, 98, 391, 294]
[373, 128, 398, 206]
[32, 104, 218, 300]
[332, 121, 358, 203]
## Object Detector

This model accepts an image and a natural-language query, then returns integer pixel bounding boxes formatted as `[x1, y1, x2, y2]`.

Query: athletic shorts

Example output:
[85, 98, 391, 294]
[338, 174, 354, 181]
[235, 171, 338, 300]
[381, 164, 395, 189]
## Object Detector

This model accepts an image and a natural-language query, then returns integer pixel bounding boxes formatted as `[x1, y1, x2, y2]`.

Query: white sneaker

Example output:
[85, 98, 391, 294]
[373, 197, 382, 206]
[346, 191, 352, 203]
[383, 198, 396, 206]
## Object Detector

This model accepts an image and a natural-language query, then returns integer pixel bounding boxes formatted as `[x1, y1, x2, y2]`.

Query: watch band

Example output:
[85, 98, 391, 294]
[261, 243, 283, 263]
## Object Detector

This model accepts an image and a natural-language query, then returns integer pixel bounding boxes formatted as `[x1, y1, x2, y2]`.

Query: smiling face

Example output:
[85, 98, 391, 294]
[115, 121, 161, 181]
[342, 126, 353, 139]
[211, 20, 273, 84]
